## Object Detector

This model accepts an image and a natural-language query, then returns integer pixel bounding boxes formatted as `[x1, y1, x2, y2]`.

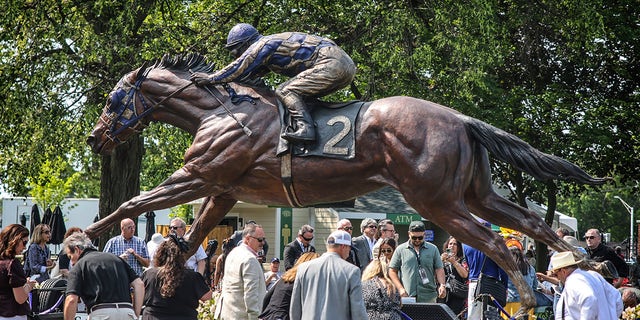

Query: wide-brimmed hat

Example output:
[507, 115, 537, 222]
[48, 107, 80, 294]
[550, 251, 582, 271]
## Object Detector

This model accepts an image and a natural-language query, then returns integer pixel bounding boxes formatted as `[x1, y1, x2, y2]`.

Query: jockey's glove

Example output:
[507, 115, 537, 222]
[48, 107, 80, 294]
[190, 72, 215, 86]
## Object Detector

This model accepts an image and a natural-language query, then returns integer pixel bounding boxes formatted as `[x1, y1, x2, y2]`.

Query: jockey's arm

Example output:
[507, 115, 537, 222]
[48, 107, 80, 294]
[210, 38, 279, 83]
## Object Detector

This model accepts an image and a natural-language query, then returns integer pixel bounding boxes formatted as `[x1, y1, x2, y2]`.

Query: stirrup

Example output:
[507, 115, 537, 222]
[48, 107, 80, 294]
[282, 121, 316, 142]
[282, 130, 316, 143]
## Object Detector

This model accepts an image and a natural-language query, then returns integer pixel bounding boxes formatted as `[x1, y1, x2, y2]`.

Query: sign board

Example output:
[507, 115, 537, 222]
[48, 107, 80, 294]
[387, 213, 422, 225]
[279, 207, 293, 258]
[425, 230, 434, 242]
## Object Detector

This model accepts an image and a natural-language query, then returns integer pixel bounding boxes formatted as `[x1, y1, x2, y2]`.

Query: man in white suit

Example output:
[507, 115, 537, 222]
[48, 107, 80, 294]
[290, 230, 367, 320]
[219, 223, 266, 320]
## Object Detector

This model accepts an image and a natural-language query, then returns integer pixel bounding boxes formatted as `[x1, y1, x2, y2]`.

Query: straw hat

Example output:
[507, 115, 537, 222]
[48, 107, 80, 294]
[550, 251, 582, 271]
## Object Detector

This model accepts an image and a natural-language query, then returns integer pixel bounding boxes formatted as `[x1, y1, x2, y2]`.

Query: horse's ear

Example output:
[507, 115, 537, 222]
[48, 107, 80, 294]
[135, 61, 150, 80]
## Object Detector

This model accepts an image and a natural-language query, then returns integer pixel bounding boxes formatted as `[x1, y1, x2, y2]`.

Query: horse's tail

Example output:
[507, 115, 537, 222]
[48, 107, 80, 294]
[459, 114, 608, 185]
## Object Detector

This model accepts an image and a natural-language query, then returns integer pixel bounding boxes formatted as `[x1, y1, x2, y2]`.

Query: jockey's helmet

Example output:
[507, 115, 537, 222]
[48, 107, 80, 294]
[225, 23, 262, 56]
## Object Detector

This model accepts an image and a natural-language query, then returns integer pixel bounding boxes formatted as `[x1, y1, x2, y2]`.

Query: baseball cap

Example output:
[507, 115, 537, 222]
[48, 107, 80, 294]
[327, 230, 352, 246]
[409, 220, 425, 232]
[271, 257, 280, 263]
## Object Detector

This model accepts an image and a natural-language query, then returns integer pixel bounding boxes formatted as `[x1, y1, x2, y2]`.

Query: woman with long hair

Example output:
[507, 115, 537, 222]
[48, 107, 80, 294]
[213, 238, 235, 290]
[506, 244, 537, 303]
[141, 235, 212, 319]
[438, 236, 468, 316]
[377, 237, 397, 277]
[24, 223, 55, 283]
[259, 252, 320, 320]
[361, 258, 402, 319]
[0, 224, 36, 320]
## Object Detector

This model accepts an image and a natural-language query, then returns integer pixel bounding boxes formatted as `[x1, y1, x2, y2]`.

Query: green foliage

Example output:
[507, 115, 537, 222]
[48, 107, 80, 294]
[0, 0, 638, 242]
[169, 204, 194, 223]
[28, 157, 81, 210]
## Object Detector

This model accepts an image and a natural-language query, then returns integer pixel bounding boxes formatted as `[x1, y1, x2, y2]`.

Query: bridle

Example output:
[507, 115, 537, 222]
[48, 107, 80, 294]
[101, 67, 252, 144]
[101, 67, 193, 144]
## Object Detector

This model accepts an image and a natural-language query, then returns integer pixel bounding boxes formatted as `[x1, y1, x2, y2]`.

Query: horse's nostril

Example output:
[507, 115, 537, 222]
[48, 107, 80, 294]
[86, 135, 95, 146]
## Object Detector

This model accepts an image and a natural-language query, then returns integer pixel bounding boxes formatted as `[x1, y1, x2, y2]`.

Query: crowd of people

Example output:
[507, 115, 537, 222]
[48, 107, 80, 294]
[1, 217, 636, 320]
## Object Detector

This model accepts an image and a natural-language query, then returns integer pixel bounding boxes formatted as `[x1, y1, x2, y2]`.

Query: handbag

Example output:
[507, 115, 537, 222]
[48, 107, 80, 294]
[447, 275, 468, 299]
[475, 256, 507, 306]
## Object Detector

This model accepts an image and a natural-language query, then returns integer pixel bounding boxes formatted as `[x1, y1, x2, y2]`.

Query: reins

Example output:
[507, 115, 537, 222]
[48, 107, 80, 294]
[107, 69, 253, 142]
[107, 71, 194, 140]
[189, 69, 252, 137]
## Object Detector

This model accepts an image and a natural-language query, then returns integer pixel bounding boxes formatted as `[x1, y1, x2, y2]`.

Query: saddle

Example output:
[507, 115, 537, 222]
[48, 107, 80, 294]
[276, 99, 369, 159]
[222, 83, 367, 159]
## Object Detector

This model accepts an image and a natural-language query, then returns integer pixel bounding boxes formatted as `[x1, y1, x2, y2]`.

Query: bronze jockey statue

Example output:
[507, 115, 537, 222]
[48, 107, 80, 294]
[191, 23, 356, 143]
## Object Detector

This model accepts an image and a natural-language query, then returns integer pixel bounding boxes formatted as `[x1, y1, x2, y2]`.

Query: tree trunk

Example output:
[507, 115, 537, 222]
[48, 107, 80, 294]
[96, 134, 143, 249]
[536, 182, 557, 271]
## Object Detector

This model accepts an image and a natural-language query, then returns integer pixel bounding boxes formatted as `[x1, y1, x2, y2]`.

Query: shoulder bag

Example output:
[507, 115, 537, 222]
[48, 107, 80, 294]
[446, 266, 469, 299]
[475, 255, 507, 306]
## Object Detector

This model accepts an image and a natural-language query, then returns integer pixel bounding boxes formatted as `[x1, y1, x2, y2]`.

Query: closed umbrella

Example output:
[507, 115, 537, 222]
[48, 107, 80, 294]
[92, 214, 100, 247]
[144, 211, 156, 242]
[49, 206, 67, 245]
[20, 213, 27, 226]
[30, 204, 41, 236]
[41, 207, 53, 226]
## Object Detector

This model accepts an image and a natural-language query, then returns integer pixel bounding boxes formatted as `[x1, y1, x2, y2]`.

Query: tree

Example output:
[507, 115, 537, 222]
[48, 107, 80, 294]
[0, 0, 198, 246]
[1, 0, 637, 251]
[29, 157, 81, 211]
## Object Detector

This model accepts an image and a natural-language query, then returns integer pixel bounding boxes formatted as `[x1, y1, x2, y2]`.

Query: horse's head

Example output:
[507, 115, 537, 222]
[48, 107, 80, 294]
[87, 54, 221, 154]
[87, 64, 154, 155]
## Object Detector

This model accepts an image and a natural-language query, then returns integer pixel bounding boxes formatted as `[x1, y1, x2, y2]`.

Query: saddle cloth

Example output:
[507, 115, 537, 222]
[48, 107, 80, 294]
[276, 100, 369, 159]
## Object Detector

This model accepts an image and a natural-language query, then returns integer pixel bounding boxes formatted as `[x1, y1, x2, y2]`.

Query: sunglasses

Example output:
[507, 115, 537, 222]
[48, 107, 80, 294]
[302, 235, 314, 241]
[411, 236, 424, 241]
[367, 225, 377, 229]
[341, 227, 353, 231]
[42, 230, 51, 234]
[381, 248, 393, 254]
[251, 236, 265, 243]
[169, 226, 182, 230]
[584, 236, 596, 240]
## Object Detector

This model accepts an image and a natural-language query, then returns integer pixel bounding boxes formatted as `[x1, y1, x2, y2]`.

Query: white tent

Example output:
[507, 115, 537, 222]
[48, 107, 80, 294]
[492, 185, 579, 235]
[525, 199, 578, 234]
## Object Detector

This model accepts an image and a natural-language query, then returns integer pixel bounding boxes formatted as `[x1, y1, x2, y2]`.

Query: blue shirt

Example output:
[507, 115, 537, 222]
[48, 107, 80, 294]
[103, 235, 148, 276]
[462, 244, 508, 287]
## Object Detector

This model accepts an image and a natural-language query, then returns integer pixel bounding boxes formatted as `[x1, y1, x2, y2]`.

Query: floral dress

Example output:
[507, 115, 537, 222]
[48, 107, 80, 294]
[362, 277, 402, 320]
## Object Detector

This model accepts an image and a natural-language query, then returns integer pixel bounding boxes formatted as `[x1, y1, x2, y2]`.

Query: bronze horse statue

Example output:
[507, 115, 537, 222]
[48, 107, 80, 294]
[86, 53, 606, 316]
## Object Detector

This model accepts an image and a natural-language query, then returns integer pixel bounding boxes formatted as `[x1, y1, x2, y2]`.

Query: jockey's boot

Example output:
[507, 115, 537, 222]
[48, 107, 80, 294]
[279, 92, 316, 143]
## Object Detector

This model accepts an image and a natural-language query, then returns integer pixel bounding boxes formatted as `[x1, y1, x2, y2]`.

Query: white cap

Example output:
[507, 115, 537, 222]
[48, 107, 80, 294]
[150, 233, 164, 244]
[327, 230, 351, 246]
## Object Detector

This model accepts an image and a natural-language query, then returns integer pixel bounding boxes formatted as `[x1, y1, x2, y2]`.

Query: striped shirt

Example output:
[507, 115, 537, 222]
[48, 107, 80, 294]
[103, 235, 148, 276]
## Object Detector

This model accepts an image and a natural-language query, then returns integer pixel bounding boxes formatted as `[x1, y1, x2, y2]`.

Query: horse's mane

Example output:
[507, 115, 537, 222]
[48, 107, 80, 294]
[152, 53, 215, 73]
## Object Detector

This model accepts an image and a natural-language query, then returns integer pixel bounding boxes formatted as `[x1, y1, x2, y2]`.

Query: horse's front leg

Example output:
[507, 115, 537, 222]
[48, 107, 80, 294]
[85, 167, 219, 239]
[183, 195, 237, 257]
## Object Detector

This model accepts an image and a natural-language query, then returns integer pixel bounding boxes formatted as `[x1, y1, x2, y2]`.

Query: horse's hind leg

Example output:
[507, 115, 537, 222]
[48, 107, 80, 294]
[465, 149, 573, 254]
[467, 192, 573, 253]
[184, 195, 237, 257]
